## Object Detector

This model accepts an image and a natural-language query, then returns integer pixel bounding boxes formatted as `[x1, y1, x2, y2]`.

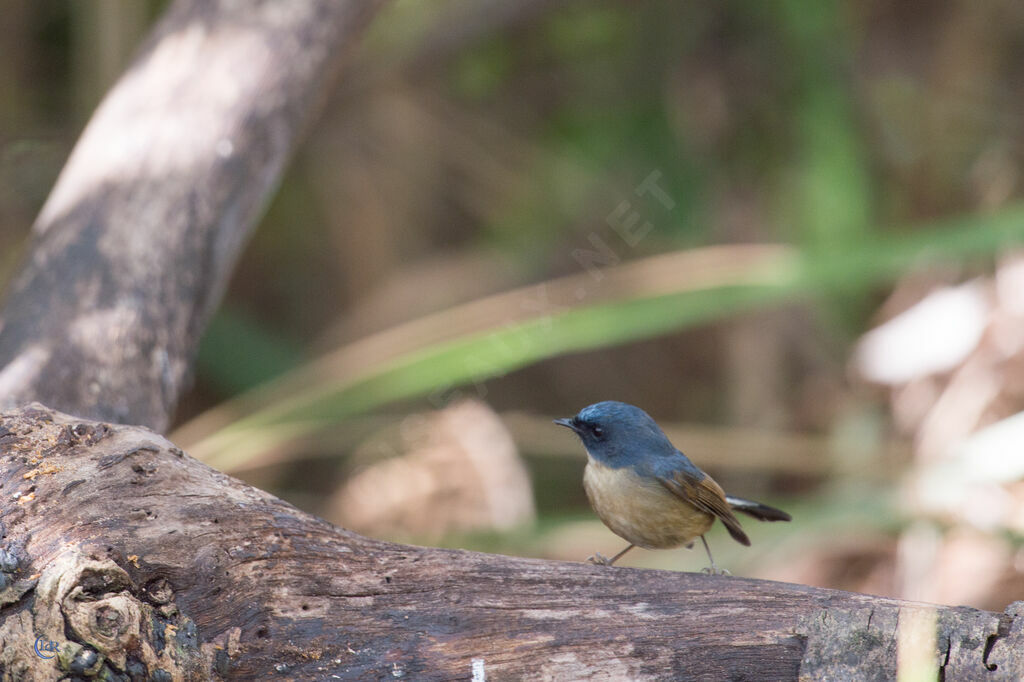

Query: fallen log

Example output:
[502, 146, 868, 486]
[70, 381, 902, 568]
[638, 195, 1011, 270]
[1, 404, 1020, 680]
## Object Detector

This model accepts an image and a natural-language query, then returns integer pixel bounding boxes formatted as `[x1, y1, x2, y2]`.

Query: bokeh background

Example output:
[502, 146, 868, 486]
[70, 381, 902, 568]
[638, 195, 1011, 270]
[3, 0, 1024, 611]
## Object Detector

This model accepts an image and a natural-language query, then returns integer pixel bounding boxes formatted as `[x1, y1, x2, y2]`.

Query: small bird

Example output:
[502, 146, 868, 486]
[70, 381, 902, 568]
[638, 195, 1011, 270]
[555, 401, 791, 574]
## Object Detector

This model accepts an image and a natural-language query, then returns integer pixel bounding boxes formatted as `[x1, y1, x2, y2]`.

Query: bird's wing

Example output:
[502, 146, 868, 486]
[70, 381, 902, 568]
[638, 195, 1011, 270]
[658, 468, 750, 546]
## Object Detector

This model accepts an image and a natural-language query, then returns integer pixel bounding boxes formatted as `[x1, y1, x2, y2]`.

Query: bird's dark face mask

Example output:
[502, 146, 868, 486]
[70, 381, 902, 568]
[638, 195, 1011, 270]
[555, 415, 604, 442]
[554, 415, 620, 464]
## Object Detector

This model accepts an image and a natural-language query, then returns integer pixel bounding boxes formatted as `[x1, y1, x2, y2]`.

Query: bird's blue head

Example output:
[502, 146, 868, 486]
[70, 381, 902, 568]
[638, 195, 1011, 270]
[554, 401, 677, 469]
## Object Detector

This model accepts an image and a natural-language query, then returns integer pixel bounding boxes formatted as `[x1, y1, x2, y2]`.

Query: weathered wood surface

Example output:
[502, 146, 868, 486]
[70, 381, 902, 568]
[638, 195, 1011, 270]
[0, 0, 384, 432]
[1, 405, 1021, 681]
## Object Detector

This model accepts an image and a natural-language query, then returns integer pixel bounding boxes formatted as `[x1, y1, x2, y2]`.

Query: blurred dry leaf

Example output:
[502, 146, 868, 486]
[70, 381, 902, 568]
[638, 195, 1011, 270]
[855, 253, 1024, 608]
[327, 400, 535, 541]
[854, 280, 988, 386]
[855, 254, 1024, 461]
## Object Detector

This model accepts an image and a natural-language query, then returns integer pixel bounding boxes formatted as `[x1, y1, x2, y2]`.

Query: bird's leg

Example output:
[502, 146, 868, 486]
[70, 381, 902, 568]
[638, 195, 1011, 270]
[587, 544, 635, 566]
[608, 543, 636, 564]
[699, 536, 730, 576]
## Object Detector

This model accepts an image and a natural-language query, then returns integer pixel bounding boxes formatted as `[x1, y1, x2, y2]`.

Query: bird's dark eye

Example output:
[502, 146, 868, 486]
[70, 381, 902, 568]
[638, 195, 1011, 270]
[591, 425, 604, 438]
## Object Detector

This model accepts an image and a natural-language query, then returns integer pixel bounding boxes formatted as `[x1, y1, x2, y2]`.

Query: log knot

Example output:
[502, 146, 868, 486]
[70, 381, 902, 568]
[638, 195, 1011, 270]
[0, 549, 209, 681]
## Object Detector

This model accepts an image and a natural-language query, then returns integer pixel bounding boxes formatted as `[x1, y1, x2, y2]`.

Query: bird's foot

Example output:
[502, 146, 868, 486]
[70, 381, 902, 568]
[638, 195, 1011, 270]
[701, 565, 731, 576]
[586, 553, 613, 566]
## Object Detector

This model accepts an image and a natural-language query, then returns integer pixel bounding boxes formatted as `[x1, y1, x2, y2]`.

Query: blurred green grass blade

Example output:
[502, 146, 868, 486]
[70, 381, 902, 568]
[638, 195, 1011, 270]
[772, 0, 875, 334]
[801, 205, 1024, 289]
[183, 205, 1024, 470]
[776, 0, 873, 252]
[183, 245, 796, 468]
[308, 286, 797, 422]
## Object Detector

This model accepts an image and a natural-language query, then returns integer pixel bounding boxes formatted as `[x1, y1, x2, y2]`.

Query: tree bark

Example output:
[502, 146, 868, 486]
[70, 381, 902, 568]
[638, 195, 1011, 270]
[0, 0, 384, 432]
[1, 404, 1022, 681]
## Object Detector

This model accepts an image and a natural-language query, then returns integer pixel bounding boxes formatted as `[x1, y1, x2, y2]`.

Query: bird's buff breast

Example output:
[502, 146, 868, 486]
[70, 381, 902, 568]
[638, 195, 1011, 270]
[584, 459, 714, 549]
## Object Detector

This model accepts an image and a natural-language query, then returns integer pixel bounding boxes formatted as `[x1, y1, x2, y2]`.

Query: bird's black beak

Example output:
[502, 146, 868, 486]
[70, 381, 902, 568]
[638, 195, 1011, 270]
[553, 417, 578, 432]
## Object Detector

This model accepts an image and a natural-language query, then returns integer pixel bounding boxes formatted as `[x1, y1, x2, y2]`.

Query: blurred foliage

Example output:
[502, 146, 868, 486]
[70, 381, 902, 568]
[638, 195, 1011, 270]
[185, 208, 1024, 470]
[3, 0, 1024, 608]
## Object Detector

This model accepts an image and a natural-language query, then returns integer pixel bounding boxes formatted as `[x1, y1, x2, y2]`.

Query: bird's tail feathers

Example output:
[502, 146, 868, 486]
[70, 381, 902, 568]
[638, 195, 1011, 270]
[726, 496, 791, 522]
[722, 519, 751, 546]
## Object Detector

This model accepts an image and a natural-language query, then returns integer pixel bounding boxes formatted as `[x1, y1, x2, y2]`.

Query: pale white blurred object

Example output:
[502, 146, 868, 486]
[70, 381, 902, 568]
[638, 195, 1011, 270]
[898, 524, 1010, 608]
[913, 411, 1024, 532]
[956, 410, 1024, 482]
[855, 281, 989, 385]
[855, 257, 1024, 609]
[329, 400, 535, 541]
[997, 257, 1024, 316]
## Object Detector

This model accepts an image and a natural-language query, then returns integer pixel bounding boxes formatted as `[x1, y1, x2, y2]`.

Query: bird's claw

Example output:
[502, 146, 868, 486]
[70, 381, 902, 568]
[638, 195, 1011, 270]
[701, 566, 731, 576]
[587, 553, 613, 566]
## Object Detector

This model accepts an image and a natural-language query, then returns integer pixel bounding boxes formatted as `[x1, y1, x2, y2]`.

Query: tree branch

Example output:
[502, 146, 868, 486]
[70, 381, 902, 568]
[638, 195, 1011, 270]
[0, 0, 385, 431]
